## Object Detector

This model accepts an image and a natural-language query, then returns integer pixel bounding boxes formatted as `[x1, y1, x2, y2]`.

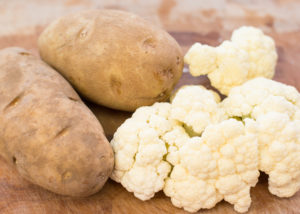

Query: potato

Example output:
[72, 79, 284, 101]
[38, 9, 183, 111]
[0, 47, 114, 197]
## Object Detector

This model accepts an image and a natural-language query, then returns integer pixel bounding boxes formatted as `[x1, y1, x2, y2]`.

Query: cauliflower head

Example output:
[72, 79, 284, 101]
[111, 86, 260, 213]
[223, 77, 300, 197]
[184, 26, 277, 95]
[164, 119, 259, 213]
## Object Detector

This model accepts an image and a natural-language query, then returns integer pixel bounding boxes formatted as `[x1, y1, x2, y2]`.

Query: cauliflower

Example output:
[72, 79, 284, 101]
[170, 85, 227, 135]
[164, 119, 259, 213]
[111, 86, 260, 213]
[184, 26, 277, 95]
[223, 77, 300, 197]
[110, 103, 175, 200]
[231, 26, 278, 79]
[111, 80, 300, 212]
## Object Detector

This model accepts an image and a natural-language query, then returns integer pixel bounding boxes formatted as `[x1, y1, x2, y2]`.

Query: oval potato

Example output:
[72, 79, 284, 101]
[0, 47, 114, 197]
[38, 9, 183, 111]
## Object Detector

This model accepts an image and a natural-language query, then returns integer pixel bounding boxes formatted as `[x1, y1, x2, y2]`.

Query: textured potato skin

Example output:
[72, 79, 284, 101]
[38, 9, 183, 111]
[0, 47, 114, 197]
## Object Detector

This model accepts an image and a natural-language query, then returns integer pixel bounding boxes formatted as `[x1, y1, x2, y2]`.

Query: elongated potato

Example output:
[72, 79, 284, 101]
[38, 9, 183, 111]
[0, 47, 114, 197]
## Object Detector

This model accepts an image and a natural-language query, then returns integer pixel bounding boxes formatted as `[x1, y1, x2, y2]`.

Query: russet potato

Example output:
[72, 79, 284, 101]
[38, 9, 183, 111]
[0, 47, 114, 197]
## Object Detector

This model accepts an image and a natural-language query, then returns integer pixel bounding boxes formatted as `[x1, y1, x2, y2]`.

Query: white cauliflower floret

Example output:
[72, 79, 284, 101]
[171, 85, 227, 134]
[257, 112, 300, 197]
[164, 164, 222, 212]
[164, 119, 259, 213]
[184, 26, 277, 95]
[184, 43, 217, 76]
[222, 77, 300, 119]
[110, 103, 174, 200]
[208, 41, 250, 95]
[223, 77, 300, 197]
[231, 26, 278, 79]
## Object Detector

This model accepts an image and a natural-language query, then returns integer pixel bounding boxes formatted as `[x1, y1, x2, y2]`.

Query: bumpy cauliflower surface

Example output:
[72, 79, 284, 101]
[170, 85, 227, 135]
[184, 26, 277, 95]
[231, 26, 277, 79]
[111, 86, 260, 213]
[164, 119, 259, 213]
[223, 77, 300, 197]
[110, 103, 175, 200]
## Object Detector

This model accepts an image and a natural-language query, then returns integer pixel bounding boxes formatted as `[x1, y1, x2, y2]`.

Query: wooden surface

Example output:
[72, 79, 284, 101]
[0, 0, 300, 213]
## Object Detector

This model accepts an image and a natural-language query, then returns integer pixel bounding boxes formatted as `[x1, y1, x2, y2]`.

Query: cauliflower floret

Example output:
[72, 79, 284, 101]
[164, 119, 259, 213]
[110, 103, 174, 200]
[184, 43, 217, 76]
[164, 164, 222, 212]
[184, 26, 277, 95]
[209, 41, 250, 95]
[184, 42, 249, 95]
[231, 26, 278, 79]
[257, 112, 300, 197]
[171, 85, 227, 134]
[223, 77, 300, 197]
[222, 77, 300, 119]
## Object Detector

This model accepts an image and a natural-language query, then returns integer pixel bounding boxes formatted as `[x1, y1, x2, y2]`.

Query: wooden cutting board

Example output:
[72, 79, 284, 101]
[0, 0, 300, 213]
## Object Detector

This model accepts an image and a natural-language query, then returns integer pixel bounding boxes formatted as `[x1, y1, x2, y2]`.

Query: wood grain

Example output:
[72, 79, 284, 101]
[0, 0, 300, 213]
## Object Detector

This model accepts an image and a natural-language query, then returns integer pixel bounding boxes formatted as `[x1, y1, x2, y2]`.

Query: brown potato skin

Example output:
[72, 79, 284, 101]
[0, 47, 114, 197]
[38, 9, 183, 111]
